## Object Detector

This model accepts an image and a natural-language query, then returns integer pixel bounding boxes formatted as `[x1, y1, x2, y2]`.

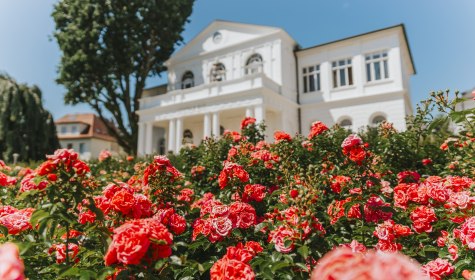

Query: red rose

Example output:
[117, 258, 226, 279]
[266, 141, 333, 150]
[169, 213, 186, 235]
[110, 189, 135, 215]
[422, 158, 432, 165]
[104, 219, 173, 266]
[240, 117, 256, 129]
[48, 243, 80, 264]
[274, 130, 292, 142]
[243, 184, 267, 202]
[0, 172, 17, 187]
[289, 189, 298, 198]
[268, 226, 298, 253]
[308, 121, 328, 139]
[229, 202, 256, 229]
[210, 257, 255, 280]
[459, 217, 475, 250]
[341, 134, 362, 149]
[422, 258, 454, 280]
[212, 217, 233, 237]
[410, 206, 437, 233]
[0, 208, 34, 235]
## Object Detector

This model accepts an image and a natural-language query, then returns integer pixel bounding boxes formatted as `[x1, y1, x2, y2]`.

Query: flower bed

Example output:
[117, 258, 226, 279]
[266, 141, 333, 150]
[0, 91, 474, 279]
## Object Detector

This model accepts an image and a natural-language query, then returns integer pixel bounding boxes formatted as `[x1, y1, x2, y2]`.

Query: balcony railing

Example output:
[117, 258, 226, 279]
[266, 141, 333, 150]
[139, 72, 281, 110]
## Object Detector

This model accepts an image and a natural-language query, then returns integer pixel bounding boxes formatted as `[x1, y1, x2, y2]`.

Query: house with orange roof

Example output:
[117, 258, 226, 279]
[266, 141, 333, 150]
[55, 113, 122, 160]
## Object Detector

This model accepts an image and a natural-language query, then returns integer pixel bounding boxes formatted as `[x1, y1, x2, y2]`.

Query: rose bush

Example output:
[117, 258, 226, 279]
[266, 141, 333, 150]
[0, 90, 474, 279]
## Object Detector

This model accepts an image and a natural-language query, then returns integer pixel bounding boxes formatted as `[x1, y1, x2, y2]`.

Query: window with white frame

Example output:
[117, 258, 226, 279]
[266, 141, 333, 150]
[339, 118, 353, 130]
[245, 54, 263, 75]
[332, 58, 353, 88]
[371, 115, 386, 126]
[183, 129, 193, 144]
[302, 65, 321, 93]
[181, 71, 194, 89]
[210, 63, 226, 82]
[365, 51, 389, 82]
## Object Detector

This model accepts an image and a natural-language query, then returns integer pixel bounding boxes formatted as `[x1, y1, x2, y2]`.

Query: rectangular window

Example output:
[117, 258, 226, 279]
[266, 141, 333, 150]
[365, 51, 389, 82]
[332, 59, 353, 88]
[79, 143, 85, 154]
[302, 64, 321, 93]
[60, 126, 67, 134]
[71, 126, 77, 134]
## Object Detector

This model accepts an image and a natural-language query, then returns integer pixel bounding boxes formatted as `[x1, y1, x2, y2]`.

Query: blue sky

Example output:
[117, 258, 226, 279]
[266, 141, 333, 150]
[0, 0, 474, 119]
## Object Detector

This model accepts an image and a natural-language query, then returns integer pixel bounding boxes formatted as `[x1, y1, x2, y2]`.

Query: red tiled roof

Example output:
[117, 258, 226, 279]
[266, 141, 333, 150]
[55, 113, 118, 142]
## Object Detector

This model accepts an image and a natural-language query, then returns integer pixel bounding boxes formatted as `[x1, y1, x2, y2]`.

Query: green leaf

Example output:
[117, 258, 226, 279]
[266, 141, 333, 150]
[0, 224, 8, 236]
[17, 189, 40, 200]
[297, 245, 309, 259]
[59, 267, 80, 277]
[294, 262, 309, 272]
[79, 270, 96, 280]
[271, 262, 291, 273]
[29, 209, 50, 227]
[154, 258, 168, 270]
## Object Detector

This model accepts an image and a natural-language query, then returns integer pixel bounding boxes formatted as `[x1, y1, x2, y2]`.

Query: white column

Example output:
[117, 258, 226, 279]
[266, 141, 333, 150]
[175, 118, 183, 153]
[203, 113, 211, 138]
[254, 105, 266, 124]
[245, 108, 254, 117]
[168, 119, 176, 153]
[145, 122, 153, 155]
[212, 112, 220, 137]
[137, 122, 145, 156]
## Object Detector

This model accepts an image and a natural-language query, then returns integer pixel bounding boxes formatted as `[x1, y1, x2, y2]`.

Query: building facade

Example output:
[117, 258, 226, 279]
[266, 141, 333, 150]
[137, 20, 415, 155]
[56, 113, 122, 160]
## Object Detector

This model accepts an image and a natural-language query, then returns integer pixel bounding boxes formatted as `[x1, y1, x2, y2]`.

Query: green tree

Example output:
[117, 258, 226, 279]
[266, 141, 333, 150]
[52, 0, 194, 154]
[0, 74, 59, 162]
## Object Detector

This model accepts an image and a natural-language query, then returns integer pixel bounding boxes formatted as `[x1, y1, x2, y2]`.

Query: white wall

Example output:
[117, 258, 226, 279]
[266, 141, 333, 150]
[301, 93, 407, 134]
[59, 138, 122, 160]
[297, 32, 405, 104]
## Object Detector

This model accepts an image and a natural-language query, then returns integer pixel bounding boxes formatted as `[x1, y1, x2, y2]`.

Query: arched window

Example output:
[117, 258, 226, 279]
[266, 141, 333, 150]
[220, 125, 225, 136]
[339, 118, 353, 130]
[210, 63, 226, 82]
[245, 54, 263, 75]
[371, 115, 386, 126]
[181, 71, 194, 89]
[183, 129, 193, 144]
[210, 62, 226, 82]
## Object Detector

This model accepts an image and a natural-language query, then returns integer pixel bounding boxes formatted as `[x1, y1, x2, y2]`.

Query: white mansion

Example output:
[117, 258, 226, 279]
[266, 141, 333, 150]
[137, 20, 415, 155]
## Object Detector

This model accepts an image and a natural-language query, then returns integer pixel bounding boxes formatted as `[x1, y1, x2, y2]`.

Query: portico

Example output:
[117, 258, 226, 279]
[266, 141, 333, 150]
[137, 102, 272, 155]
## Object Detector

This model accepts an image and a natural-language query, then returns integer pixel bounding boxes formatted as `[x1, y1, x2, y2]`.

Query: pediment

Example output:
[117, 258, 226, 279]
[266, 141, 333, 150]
[168, 20, 283, 64]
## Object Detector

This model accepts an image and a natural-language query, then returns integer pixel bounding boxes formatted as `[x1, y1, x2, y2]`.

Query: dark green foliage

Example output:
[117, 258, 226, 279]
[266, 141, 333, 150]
[0, 75, 59, 162]
[52, 0, 195, 154]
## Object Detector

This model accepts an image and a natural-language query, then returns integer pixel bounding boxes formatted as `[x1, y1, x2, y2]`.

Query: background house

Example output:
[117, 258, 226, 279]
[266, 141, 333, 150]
[137, 20, 415, 155]
[55, 113, 122, 160]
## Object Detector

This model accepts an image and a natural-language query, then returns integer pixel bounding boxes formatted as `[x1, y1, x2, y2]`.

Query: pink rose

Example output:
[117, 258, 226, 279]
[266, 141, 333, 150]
[0, 243, 25, 280]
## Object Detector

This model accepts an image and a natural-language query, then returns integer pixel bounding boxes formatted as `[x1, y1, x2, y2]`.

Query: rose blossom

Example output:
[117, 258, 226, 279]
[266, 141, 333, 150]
[409, 206, 437, 233]
[311, 247, 426, 280]
[422, 258, 454, 280]
[210, 257, 255, 280]
[308, 121, 328, 139]
[98, 149, 112, 162]
[459, 216, 475, 249]
[104, 218, 173, 266]
[240, 117, 256, 129]
[0, 243, 25, 280]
